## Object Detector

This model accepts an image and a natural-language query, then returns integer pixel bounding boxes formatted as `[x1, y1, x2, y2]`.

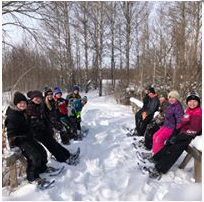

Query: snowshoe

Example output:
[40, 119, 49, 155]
[136, 151, 154, 166]
[30, 178, 55, 190]
[45, 166, 59, 173]
[132, 142, 139, 150]
[47, 166, 65, 177]
[147, 167, 162, 180]
[66, 147, 80, 166]
[81, 128, 89, 137]
[137, 164, 152, 175]
[38, 179, 55, 190]
[124, 128, 135, 137]
[137, 139, 145, 148]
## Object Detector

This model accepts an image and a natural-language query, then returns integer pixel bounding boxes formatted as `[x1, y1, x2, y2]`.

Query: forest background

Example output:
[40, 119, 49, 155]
[2, 1, 202, 104]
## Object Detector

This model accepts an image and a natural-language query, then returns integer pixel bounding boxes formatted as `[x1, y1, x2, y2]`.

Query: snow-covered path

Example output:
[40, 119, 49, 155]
[2, 90, 202, 201]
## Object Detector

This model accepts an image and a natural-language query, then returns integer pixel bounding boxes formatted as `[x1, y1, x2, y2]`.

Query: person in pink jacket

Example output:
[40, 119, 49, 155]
[147, 91, 202, 179]
[152, 90, 184, 155]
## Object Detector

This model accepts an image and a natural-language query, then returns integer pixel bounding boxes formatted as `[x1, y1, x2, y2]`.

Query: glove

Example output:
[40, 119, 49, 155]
[172, 128, 180, 136]
[142, 112, 147, 120]
[165, 135, 178, 145]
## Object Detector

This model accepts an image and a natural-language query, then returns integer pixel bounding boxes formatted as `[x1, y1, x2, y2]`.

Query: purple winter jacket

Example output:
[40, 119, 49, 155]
[163, 101, 184, 129]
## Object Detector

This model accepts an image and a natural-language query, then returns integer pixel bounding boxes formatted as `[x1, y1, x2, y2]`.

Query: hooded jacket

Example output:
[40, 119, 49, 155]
[5, 104, 33, 147]
[180, 107, 202, 136]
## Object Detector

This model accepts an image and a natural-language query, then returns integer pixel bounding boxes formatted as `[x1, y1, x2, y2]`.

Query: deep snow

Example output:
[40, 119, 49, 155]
[2, 90, 202, 201]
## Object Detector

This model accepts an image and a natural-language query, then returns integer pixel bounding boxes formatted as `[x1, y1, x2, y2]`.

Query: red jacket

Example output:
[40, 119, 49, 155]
[180, 107, 202, 136]
[54, 97, 68, 117]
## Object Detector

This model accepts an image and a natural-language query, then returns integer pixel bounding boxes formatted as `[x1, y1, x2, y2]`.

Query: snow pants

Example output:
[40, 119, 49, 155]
[135, 108, 143, 128]
[153, 133, 193, 174]
[152, 126, 173, 154]
[136, 114, 153, 136]
[144, 122, 160, 150]
[34, 128, 70, 162]
[59, 116, 74, 142]
[20, 140, 48, 182]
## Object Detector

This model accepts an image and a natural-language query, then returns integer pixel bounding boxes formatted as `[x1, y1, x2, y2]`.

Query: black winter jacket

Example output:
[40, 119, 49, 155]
[145, 95, 160, 116]
[5, 104, 33, 147]
[26, 100, 49, 136]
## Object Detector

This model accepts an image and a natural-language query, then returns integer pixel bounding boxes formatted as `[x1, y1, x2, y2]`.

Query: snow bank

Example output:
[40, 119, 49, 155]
[190, 136, 202, 151]
[130, 97, 143, 108]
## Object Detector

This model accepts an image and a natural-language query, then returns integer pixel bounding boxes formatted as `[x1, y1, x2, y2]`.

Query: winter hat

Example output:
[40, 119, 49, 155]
[82, 96, 88, 103]
[27, 90, 43, 100]
[168, 90, 180, 100]
[186, 91, 200, 105]
[159, 91, 168, 99]
[148, 87, 155, 94]
[43, 87, 53, 97]
[73, 85, 80, 92]
[13, 91, 28, 105]
[53, 87, 62, 96]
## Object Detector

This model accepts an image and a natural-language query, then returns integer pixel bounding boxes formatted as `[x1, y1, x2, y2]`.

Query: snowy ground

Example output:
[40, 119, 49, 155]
[2, 90, 202, 201]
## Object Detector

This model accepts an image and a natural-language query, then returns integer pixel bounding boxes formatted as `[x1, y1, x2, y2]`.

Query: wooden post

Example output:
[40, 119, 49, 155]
[194, 159, 202, 183]
[9, 163, 18, 188]
[179, 153, 192, 169]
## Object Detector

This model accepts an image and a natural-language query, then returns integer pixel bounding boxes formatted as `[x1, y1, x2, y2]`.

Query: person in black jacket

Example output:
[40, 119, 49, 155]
[134, 87, 160, 136]
[131, 87, 150, 136]
[5, 92, 48, 183]
[144, 92, 168, 149]
[26, 90, 79, 165]
[43, 87, 70, 144]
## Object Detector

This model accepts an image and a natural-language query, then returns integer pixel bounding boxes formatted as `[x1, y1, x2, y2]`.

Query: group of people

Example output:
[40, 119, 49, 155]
[4, 83, 202, 185]
[5, 85, 87, 185]
[132, 86, 202, 179]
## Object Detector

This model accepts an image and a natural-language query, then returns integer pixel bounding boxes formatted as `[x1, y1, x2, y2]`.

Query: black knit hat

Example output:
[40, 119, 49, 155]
[148, 87, 155, 94]
[186, 91, 200, 105]
[43, 87, 53, 97]
[27, 90, 43, 100]
[13, 91, 28, 105]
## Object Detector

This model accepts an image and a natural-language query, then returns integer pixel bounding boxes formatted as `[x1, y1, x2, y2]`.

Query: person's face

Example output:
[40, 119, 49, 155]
[168, 97, 177, 104]
[73, 90, 79, 95]
[148, 92, 153, 97]
[17, 101, 27, 110]
[82, 100, 87, 105]
[188, 99, 199, 109]
[32, 97, 42, 104]
[159, 97, 166, 104]
[145, 89, 149, 94]
[55, 93, 62, 98]
[47, 93, 53, 100]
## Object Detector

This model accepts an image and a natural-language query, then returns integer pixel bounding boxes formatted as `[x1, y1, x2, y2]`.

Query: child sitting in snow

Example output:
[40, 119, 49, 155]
[133, 87, 160, 137]
[5, 92, 49, 185]
[26, 90, 79, 165]
[53, 87, 78, 141]
[43, 87, 70, 144]
[152, 90, 184, 155]
[144, 91, 168, 150]
[67, 96, 88, 138]
[66, 85, 81, 101]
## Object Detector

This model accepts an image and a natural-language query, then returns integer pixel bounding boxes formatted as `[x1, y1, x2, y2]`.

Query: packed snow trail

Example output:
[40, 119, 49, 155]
[2, 90, 201, 201]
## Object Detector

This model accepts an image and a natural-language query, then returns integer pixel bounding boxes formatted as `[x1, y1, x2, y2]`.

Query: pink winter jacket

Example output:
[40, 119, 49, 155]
[180, 107, 202, 136]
